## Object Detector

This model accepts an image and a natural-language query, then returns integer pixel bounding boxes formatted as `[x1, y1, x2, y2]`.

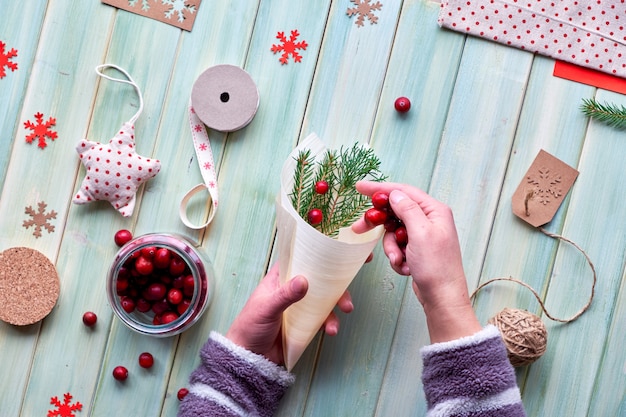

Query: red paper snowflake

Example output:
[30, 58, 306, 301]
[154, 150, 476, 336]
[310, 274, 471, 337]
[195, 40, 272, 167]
[0, 40, 18, 78]
[24, 112, 58, 149]
[271, 30, 308, 64]
[23, 201, 57, 238]
[48, 393, 83, 417]
[347, 0, 383, 27]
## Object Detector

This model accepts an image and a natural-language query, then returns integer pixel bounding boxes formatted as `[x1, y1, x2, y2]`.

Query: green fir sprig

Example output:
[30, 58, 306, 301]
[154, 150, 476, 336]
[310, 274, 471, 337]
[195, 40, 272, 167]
[289, 142, 386, 238]
[581, 98, 626, 129]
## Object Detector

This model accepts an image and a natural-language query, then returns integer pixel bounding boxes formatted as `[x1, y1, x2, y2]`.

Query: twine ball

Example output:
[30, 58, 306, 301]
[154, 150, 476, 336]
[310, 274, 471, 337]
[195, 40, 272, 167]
[488, 308, 547, 367]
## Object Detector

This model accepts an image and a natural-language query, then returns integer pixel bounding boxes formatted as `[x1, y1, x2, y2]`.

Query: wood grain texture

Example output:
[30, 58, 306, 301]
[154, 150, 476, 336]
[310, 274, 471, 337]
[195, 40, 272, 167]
[0, 0, 624, 416]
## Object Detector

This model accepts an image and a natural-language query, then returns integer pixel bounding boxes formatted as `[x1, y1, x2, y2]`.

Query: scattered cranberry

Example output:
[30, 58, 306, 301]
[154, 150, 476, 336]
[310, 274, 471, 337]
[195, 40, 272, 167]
[394, 97, 411, 113]
[138, 352, 154, 369]
[307, 208, 323, 226]
[364, 208, 388, 226]
[82, 311, 97, 327]
[314, 180, 329, 194]
[112, 366, 128, 381]
[177, 388, 189, 401]
[114, 229, 133, 247]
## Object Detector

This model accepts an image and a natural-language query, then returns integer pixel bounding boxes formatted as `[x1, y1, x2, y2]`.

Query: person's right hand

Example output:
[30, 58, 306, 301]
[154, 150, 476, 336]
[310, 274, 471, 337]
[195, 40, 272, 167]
[352, 181, 482, 343]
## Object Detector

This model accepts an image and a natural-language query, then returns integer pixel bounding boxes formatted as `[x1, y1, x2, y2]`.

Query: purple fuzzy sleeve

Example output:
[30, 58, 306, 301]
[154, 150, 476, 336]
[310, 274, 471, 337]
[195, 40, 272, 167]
[421, 325, 527, 417]
[177, 332, 295, 417]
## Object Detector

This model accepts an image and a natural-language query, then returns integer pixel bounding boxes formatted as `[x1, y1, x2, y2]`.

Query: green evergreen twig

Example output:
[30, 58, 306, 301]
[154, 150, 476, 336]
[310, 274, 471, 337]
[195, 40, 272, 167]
[581, 98, 626, 129]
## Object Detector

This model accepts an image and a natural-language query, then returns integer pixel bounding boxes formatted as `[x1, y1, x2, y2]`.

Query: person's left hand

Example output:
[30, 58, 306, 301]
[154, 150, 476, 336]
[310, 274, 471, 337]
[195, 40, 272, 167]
[225, 263, 354, 365]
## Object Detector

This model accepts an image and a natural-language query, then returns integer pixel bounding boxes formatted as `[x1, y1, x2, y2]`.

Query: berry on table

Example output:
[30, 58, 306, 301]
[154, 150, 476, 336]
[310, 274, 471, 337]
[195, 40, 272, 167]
[314, 180, 329, 194]
[394, 97, 411, 113]
[114, 229, 133, 246]
[138, 352, 154, 369]
[82, 311, 97, 327]
[177, 388, 189, 401]
[307, 208, 323, 226]
[112, 365, 128, 381]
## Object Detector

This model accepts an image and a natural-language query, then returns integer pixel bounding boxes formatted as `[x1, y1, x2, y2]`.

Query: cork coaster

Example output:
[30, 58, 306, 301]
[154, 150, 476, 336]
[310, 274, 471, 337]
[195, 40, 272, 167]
[0, 247, 60, 325]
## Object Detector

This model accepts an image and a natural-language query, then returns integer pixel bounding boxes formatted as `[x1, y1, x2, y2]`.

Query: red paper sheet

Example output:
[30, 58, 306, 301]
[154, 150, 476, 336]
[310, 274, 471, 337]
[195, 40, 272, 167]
[553, 61, 626, 95]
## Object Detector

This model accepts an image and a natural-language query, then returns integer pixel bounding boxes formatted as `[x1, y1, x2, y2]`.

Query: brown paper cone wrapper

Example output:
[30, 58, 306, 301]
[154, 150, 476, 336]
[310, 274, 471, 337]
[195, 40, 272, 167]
[277, 134, 383, 370]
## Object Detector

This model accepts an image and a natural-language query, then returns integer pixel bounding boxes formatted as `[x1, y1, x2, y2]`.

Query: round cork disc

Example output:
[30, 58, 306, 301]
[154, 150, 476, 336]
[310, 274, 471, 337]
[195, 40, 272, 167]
[0, 247, 60, 326]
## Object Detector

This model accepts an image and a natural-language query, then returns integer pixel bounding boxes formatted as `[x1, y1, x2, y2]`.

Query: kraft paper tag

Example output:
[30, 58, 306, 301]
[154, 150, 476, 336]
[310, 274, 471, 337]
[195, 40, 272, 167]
[512, 150, 579, 227]
[101, 0, 201, 31]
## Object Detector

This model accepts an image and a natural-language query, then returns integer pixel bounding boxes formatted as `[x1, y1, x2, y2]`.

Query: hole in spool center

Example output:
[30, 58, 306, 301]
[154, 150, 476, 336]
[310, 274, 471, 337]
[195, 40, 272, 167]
[220, 92, 230, 103]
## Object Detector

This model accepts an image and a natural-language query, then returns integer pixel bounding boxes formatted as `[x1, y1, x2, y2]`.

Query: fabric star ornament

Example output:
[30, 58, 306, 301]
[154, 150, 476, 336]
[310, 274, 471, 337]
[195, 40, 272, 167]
[73, 64, 161, 217]
[74, 122, 160, 217]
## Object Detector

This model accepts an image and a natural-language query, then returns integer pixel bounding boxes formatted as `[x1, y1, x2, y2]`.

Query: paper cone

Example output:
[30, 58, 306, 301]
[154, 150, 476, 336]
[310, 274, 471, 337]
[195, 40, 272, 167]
[276, 133, 383, 370]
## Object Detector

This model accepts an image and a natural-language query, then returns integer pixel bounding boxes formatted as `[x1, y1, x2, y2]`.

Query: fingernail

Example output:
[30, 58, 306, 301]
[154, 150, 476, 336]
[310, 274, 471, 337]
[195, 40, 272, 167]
[401, 265, 410, 275]
[290, 276, 308, 295]
[390, 190, 406, 204]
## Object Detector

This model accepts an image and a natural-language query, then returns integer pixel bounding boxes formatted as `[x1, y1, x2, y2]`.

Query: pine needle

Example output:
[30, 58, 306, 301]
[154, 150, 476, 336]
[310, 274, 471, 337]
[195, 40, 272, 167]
[581, 98, 626, 129]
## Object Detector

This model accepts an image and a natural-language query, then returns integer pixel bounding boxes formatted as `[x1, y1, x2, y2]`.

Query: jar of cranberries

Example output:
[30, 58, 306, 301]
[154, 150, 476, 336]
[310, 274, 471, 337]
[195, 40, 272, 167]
[107, 233, 213, 337]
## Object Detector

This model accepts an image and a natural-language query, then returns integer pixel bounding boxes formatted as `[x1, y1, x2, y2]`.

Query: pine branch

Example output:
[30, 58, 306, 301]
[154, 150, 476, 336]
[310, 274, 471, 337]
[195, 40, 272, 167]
[581, 98, 626, 129]
[289, 149, 315, 213]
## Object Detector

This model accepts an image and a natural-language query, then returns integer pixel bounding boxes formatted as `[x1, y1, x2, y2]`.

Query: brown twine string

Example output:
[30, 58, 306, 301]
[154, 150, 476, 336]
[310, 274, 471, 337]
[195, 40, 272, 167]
[471, 227, 597, 323]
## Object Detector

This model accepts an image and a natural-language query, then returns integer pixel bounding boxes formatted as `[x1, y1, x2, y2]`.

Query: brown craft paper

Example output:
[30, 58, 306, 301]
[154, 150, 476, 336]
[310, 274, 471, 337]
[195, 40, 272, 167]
[276, 133, 383, 371]
[512, 150, 578, 227]
[101, 0, 201, 31]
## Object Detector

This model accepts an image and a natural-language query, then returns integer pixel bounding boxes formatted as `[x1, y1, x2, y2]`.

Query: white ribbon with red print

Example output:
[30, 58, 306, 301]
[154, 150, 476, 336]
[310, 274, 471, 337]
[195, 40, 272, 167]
[179, 102, 219, 229]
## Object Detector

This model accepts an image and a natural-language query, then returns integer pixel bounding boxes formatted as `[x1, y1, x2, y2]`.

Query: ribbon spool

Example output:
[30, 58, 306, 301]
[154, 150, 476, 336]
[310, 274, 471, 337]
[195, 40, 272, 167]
[180, 65, 260, 229]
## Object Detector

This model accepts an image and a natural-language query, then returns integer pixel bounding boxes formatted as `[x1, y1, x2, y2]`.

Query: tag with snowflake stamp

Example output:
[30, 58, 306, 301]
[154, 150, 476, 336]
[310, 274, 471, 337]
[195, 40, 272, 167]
[512, 150, 579, 228]
[101, 0, 201, 31]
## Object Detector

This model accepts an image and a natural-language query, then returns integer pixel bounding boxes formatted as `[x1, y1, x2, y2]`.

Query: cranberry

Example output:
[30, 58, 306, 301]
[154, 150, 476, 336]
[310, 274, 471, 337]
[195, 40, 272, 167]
[153, 248, 171, 269]
[172, 275, 185, 289]
[307, 208, 323, 225]
[394, 97, 411, 113]
[177, 299, 191, 315]
[82, 311, 97, 327]
[314, 180, 329, 194]
[116, 277, 129, 295]
[120, 296, 136, 313]
[112, 365, 128, 381]
[114, 229, 133, 247]
[169, 256, 186, 276]
[136, 298, 152, 313]
[134, 256, 154, 275]
[167, 288, 183, 305]
[140, 246, 157, 259]
[152, 299, 171, 316]
[138, 352, 154, 368]
[364, 208, 388, 226]
[177, 388, 189, 401]
[144, 283, 167, 301]
[183, 275, 195, 297]
[371, 191, 390, 210]
[384, 217, 401, 232]
[394, 226, 408, 246]
[161, 311, 179, 324]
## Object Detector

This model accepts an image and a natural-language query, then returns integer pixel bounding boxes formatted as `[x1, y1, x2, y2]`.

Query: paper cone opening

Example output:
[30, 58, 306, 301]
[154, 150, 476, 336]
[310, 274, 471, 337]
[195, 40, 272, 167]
[276, 134, 383, 370]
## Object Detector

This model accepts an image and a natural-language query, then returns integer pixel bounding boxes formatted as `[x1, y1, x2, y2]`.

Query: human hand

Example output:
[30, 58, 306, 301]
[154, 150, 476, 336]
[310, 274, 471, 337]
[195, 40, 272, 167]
[226, 263, 354, 365]
[352, 181, 481, 342]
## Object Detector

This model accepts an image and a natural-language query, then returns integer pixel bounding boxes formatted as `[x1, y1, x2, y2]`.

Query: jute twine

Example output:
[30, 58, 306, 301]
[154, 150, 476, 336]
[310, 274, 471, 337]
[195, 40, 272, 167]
[471, 227, 597, 367]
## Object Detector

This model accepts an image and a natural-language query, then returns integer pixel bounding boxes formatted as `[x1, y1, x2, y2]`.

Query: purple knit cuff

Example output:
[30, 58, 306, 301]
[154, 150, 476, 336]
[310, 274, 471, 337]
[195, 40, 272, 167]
[178, 332, 294, 417]
[421, 326, 526, 417]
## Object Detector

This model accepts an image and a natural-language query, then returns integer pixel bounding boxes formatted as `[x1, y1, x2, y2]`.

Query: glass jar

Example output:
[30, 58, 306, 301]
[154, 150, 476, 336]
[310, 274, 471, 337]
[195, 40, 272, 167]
[107, 233, 213, 337]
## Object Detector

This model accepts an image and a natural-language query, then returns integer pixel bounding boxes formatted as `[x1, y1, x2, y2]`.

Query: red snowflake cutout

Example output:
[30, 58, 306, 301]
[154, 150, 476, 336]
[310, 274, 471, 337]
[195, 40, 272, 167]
[271, 30, 308, 64]
[24, 112, 58, 149]
[0, 40, 18, 78]
[23, 201, 57, 238]
[347, 0, 383, 27]
[48, 393, 83, 417]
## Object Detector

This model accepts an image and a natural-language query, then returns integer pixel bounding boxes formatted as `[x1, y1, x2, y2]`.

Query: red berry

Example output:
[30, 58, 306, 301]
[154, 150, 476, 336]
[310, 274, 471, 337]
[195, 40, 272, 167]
[161, 311, 179, 324]
[169, 256, 186, 276]
[116, 277, 129, 295]
[120, 296, 136, 313]
[394, 226, 408, 246]
[177, 388, 189, 401]
[183, 275, 195, 297]
[112, 366, 128, 381]
[394, 97, 411, 113]
[136, 298, 152, 313]
[82, 311, 97, 327]
[138, 352, 154, 368]
[114, 230, 133, 247]
[152, 299, 171, 316]
[384, 217, 401, 232]
[134, 256, 154, 275]
[167, 288, 183, 305]
[307, 208, 323, 225]
[153, 248, 171, 269]
[172, 275, 185, 289]
[314, 180, 329, 194]
[371, 191, 390, 210]
[364, 208, 388, 226]
[144, 283, 167, 301]
[140, 246, 157, 259]
[177, 299, 191, 315]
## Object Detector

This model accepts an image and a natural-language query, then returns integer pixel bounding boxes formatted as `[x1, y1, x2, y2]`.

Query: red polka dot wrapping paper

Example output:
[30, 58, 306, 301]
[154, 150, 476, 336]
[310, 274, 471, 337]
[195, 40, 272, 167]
[438, 0, 626, 79]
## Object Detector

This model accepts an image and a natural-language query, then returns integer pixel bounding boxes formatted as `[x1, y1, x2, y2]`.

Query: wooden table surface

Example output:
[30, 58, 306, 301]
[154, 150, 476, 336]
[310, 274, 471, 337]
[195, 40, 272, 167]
[1, 1, 625, 416]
